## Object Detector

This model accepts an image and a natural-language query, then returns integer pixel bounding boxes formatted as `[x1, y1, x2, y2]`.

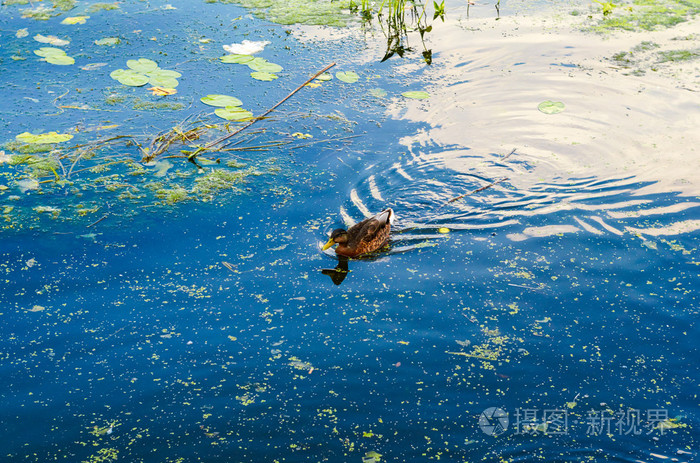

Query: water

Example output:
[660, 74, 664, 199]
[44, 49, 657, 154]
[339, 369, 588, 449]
[1, 1, 698, 462]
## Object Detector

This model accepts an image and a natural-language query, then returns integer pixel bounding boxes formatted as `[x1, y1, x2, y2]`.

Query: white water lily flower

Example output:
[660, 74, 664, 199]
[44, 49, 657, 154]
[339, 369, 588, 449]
[222, 40, 270, 55]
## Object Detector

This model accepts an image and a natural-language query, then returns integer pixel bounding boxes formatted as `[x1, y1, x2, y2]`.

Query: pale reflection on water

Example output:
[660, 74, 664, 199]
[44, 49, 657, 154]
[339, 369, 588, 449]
[386, 13, 700, 199]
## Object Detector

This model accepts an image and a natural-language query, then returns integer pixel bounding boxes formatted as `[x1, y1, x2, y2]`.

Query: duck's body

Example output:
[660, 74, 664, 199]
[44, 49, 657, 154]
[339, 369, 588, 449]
[322, 209, 394, 258]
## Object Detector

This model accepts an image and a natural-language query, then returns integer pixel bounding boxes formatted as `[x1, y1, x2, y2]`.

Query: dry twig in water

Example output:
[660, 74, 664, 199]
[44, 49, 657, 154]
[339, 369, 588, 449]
[448, 177, 508, 203]
[186, 62, 337, 162]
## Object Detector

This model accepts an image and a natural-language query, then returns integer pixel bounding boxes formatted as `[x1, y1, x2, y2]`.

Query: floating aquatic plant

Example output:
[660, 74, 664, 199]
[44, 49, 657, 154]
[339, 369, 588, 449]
[220, 54, 254, 64]
[95, 37, 120, 46]
[220, 53, 283, 80]
[16, 131, 73, 144]
[199, 94, 253, 121]
[61, 15, 89, 24]
[335, 71, 359, 83]
[34, 47, 75, 65]
[538, 100, 565, 114]
[250, 71, 278, 81]
[34, 34, 69, 46]
[214, 107, 254, 121]
[401, 90, 429, 99]
[110, 69, 149, 86]
[110, 59, 181, 87]
[200, 94, 243, 107]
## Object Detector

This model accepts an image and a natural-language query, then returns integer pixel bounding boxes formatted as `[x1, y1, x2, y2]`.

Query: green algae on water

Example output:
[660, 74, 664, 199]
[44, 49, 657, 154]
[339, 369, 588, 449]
[590, 0, 700, 32]
[132, 99, 185, 111]
[3, 141, 54, 154]
[52, 0, 76, 11]
[657, 48, 700, 61]
[21, 6, 60, 20]
[204, 0, 356, 26]
[156, 187, 189, 205]
[87, 2, 120, 13]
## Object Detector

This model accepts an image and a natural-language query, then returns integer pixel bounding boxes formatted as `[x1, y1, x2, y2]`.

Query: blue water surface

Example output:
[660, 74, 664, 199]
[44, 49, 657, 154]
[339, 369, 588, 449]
[1, 1, 698, 462]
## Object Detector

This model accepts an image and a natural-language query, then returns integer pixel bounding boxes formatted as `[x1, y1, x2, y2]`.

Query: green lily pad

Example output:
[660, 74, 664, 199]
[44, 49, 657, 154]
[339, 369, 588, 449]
[250, 71, 277, 81]
[214, 107, 254, 121]
[61, 16, 89, 25]
[336, 71, 359, 83]
[316, 73, 333, 82]
[127, 58, 158, 73]
[200, 94, 243, 107]
[147, 69, 182, 79]
[246, 57, 268, 68]
[538, 100, 565, 114]
[402, 90, 430, 99]
[34, 34, 69, 46]
[117, 74, 150, 87]
[369, 88, 387, 98]
[148, 76, 179, 88]
[45, 54, 75, 65]
[110, 68, 140, 80]
[220, 54, 254, 64]
[16, 131, 73, 144]
[34, 47, 67, 58]
[247, 60, 283, 73]
[95, 37, 120, 46]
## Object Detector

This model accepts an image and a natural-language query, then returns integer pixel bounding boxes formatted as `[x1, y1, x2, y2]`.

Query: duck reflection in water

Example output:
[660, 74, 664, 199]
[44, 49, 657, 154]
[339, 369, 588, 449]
[321, 256, 350, 285]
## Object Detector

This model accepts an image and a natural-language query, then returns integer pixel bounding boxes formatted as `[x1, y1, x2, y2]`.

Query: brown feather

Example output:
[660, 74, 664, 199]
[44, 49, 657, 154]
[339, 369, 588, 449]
[335, 209, 393, 257]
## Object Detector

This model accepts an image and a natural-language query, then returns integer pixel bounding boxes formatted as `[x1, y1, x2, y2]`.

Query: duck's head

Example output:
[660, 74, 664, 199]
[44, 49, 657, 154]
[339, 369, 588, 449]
[322, 228, 349, 250]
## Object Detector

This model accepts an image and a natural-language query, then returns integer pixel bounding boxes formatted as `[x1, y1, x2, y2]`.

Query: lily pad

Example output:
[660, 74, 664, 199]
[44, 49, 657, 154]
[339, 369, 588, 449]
[95, 37, 120, 46]
[34, 47, 67, 58]
[110, 68, 141, 80]
[34, 34, 69, 46]
[117, 74, 150, 87]
[245, 57, 267, 68]
[250, 71, 277, 81]
[220, 54, 254, 64]
[402, 90, 430, 99]
[369, 88, 387, 98]
[336, 71, 359, 83]
[61, 16, 89, 25]
[45, 54, 75, 65]
[200, 94, 243, 107]
[148, 76, 179, 88]
[316, 72, 333, 82]
[16, 131, 73, 144]
[147, 69, 182, 79]
[127, 58, 158, 73]
[247, 60, 282, 73]
[538, 100, 565, 114]
[214, 107, 254, 121]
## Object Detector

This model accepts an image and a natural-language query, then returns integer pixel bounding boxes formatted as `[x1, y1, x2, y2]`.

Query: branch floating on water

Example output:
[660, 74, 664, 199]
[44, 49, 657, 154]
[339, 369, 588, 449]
[188, 62, 338, 162]
[448, 177, 508, 203]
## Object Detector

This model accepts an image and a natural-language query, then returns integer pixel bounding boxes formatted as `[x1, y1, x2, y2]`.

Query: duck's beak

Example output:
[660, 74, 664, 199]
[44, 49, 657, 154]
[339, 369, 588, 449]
[322, 238, 335, 251]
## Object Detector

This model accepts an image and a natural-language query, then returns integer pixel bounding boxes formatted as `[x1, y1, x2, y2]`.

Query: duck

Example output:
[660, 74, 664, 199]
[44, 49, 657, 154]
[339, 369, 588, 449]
[322, 208, 394, 258]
